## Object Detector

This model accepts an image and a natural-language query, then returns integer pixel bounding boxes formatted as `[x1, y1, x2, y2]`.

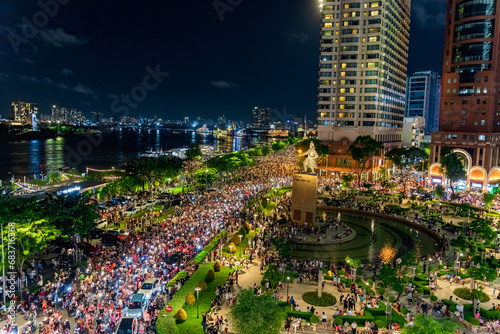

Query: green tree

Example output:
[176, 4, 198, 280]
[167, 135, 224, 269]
[483, 193, 496, 209]
[186, 144, 202, 160]
[434, 185, 445, 199]
[348, 135, 383, 186]
[230, 288, 285, 334]
[341, 174, 354, 189]
[194, 168, 219, 187]
[468, 263, 497, 314]
[386, 147, 428, 192]
[402, 313, 458, 334]
[440, 146, 466, 195]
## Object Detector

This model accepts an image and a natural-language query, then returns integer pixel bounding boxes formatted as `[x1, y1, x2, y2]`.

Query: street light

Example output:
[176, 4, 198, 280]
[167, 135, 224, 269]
[195, 287, 201, 318]
[238, 235, 243, 258]
[229, 245, 233, 253]
[292, 323, 299, 333]
[287, 276, 290, 300]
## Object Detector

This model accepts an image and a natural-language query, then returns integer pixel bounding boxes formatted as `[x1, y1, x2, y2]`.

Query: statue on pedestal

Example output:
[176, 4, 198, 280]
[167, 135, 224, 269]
[300, 141, 319, 173]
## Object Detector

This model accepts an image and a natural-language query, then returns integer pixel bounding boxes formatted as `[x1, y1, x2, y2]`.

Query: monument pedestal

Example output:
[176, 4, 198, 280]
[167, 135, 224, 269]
[291, 173, 317, 225]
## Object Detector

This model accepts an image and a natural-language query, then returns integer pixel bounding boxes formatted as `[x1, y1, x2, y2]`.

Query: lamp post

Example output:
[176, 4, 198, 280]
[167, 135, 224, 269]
[292, 323, 298, 333]
[287, 276, 290, 300]
[238, 235, 243, 258]
[229, 245, 233, 254]
[195, 287, 201, 318]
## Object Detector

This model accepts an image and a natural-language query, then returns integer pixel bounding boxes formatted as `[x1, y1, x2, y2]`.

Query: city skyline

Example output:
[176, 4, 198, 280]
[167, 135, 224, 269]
[0, 0, 447, 121]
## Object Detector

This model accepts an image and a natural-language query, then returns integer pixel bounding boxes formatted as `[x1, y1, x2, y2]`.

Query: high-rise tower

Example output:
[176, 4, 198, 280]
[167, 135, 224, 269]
[316, 0, 411, 176]
[429, 0, 500, 192]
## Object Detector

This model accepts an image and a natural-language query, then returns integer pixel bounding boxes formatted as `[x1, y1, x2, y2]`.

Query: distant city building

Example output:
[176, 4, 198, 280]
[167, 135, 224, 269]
[51, 105, 85, 124]
[10, 101, 39, 123]
[404, 70, 441, 134]
[252, 107, 272, 128]
[92, 111, 103, 125]
[402, 117, 425, 148]
[184, 117, 190, 125]
[217, 115, 226, 128]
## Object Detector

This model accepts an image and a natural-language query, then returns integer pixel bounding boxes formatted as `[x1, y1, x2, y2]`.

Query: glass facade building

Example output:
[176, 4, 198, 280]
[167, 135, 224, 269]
[404, 70, 441, 134]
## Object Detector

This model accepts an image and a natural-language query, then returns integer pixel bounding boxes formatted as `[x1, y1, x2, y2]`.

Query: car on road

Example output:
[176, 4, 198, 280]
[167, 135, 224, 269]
[125, 293, 147, 318]
[166, 251, 184, 266]
[115, 317, 137, 334]
[138, 278, 160, 302]
[101, 229, 129, 243]
[76, 242, 100, 257]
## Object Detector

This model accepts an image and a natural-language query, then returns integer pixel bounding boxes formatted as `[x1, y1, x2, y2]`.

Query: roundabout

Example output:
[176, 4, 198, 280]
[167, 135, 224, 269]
[288, 210, 442, 262]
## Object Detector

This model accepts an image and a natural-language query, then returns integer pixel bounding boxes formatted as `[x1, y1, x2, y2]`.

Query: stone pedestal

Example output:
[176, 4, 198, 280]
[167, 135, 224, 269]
[291, 173, 317, 225]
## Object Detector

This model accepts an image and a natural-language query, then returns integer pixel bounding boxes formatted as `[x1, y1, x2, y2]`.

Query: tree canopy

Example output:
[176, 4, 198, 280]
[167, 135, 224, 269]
[347, 136, 383, 186]
[186, 144, 202, 161]
[402, 313, 458, 334]
[440, 146, 466, 194]
[230, 288, 285, 334]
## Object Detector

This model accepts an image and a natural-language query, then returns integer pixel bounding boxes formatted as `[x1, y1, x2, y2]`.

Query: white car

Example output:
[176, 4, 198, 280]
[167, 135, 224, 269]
[137, 278, 160, 302]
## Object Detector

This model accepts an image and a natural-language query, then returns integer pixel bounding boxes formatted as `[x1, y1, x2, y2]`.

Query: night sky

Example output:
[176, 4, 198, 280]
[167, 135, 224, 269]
[0, 0, 447, 122]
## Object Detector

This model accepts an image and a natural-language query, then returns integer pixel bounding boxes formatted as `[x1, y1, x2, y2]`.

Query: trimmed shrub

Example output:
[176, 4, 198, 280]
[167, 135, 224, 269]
[302, 291, 337, 307]
[310, 315, 319, 324]
[449, 305, 457, 313]
[416, 288, 424, 295]
[438, 265, 445, 270]
[214, 261, 221, 272]
[231, 235, 240, 246]
[243, 222, 251, 233]
[430, 295, 438, 302]
[185, 293, 195, 305]
[401, 307, 409, 315]
[334, 318, 343, 326]
[453, 288, 490, 302]
[375, 320, 386, 329]
[174, 308, 187, 323]
[389, 296, 395, 303]
[403, 269, 408, 275]
[367, 279, 373, 285]
[469, 318, 480, 326]
[337, 270, 345, 276]
[197, 280, 208, 292]
[206, 269, 215, 282]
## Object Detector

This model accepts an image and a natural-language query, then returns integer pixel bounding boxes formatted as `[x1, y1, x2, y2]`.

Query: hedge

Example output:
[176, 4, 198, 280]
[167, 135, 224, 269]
[453, 288, 490, 302]
[302, 291, 337, 307]
[193, 230, 228, 264]
[167, 270, 188, 288]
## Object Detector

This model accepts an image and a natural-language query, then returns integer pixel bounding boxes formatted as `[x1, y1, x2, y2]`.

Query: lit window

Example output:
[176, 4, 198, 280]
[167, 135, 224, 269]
[341, 72, 346, 77]
[483, 88, 488, 93]
[368, 37, 377, 42]
[479, 135, 486, 140]
[340, 105, 345, 110]
[340, 88, 346, 93]
[370, 10, 379, 16]
[481, 120, 485, 125]
[325, 23, 333, 28]
[324, 15, 333, 19]
[339, 96, 346, 101]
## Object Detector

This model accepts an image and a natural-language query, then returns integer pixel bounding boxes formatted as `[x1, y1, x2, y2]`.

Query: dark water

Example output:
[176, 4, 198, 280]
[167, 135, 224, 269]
[0, 129, 259, 180]
[290, 212, 440, 262]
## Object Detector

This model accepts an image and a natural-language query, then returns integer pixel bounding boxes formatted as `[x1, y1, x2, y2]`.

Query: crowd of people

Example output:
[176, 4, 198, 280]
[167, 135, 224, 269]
[4, 144, 301, 334]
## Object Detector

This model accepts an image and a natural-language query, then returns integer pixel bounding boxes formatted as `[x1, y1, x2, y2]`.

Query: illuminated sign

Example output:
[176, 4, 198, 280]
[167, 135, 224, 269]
[471, 183, 482, 189]
[57, 186, 81, 195]
[431, 178, 442, 183]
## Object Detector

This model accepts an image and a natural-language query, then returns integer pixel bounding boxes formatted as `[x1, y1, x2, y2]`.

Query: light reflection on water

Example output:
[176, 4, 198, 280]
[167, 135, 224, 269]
[0, 130, 262, 179]
[290, 213, 440, 262]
